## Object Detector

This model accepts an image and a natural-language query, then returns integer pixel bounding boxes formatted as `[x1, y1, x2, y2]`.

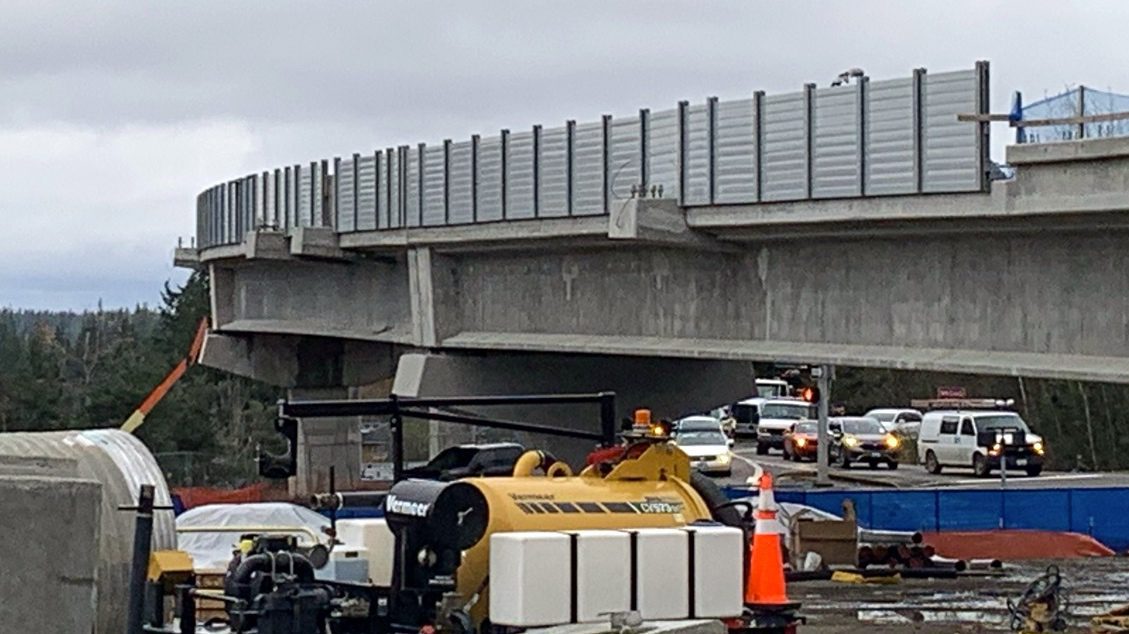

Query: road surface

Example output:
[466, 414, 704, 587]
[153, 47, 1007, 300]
[713, 438, 1129, 490]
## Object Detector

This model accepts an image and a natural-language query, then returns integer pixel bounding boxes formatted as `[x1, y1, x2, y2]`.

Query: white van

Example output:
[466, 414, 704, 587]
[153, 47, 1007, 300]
[917, 410, 1046, 477]
[755, 378, 791, 399]
[731, 397, 817, 455]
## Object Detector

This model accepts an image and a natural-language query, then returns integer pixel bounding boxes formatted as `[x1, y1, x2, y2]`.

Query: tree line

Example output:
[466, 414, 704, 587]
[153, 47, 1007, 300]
[0, 272, 280, 486]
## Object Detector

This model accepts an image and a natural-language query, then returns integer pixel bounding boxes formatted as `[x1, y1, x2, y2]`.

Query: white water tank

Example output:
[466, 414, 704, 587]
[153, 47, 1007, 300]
[0, 429, 175, 634]
[335, 518, 395, 585]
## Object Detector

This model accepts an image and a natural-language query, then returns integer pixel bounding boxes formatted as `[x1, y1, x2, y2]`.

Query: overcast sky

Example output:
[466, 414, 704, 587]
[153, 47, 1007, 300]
[2, 0, 1126, 311]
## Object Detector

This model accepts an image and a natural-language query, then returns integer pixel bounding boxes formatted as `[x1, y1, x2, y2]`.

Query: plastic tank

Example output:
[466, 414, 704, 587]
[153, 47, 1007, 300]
[411, 444, 715, 627]
[0, 429, 175, 634]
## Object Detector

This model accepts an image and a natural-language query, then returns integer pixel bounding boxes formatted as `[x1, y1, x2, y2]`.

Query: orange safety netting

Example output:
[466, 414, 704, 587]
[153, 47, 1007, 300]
[923, 529, 1114, 560]
[173, 482, 288, 510]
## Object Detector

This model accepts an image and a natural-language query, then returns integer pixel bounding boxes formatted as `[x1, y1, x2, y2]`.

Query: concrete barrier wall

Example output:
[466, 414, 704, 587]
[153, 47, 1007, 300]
[0, 476, 102, 633]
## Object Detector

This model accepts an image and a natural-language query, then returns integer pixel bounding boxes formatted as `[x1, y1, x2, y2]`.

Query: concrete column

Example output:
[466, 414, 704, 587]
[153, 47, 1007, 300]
[408, 247, 439, 347]
[209, 264, 235, 328]
[290, 386, 362, 498]
[392, 351, 752, 465]
[407, 247, 461, 349]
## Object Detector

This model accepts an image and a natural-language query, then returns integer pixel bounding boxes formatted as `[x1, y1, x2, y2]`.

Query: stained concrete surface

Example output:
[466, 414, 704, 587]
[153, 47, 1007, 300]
[531, 619, 725, 634]
[793, 558, 1129, 632]
[0, 476, 101, 633]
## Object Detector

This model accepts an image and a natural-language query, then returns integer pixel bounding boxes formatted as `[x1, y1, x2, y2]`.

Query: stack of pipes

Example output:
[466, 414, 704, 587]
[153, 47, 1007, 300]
[856, 529, 1001, 572]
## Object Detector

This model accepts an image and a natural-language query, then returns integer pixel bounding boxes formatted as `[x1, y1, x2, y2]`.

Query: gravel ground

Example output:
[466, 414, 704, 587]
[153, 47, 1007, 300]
[789, 558, 1129, 632]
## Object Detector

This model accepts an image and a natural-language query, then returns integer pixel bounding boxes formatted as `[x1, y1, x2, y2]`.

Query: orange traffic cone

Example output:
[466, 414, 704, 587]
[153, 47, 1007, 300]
[745, 472, 793, 608]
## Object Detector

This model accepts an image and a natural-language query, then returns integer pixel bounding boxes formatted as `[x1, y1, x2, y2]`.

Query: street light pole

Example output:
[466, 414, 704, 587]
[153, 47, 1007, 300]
[815, 364, 833, 487]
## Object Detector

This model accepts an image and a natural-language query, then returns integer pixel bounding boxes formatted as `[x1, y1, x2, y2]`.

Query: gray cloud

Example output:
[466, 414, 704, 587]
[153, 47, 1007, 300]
[1, 0, 1126, 309]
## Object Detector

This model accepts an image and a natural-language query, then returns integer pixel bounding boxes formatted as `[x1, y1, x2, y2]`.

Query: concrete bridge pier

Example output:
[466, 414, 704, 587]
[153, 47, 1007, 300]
[391, 351, 752, 465]
[200, 332, 402, 495]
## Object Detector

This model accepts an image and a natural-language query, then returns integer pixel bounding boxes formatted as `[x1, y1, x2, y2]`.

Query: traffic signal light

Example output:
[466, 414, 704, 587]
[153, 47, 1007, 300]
[800, 386, 820, 403]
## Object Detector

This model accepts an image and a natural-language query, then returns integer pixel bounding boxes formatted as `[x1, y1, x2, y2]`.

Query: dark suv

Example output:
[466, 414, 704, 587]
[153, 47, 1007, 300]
[401, 443, 525, 481]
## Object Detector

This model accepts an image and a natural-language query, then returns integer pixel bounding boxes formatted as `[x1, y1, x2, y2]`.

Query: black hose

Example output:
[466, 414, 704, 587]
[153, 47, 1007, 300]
[225, 551, 316, 601]
[689, 471, 744, 527]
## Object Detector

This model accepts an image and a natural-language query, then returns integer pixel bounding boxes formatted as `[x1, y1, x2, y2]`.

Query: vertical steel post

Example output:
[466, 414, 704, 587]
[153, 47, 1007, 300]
[858, 77, 869, 197]
[333, 157, 341, 229]
[977, 60, 992, 191]
[753, 91, 765, 202]
[532, 125, 542, 217]
[639, 108, 650, 192]
[417, 143, 426, 227]
[471, 134, 480, 223]
[815, 365, 833, 487]
[352, 153, 360, 231]
[998, 430, 1008, 528]
[373, 150, 381, 231]
[677, 101, 689, 206]
[126, 484, 156, 634]
[443, 139, 452, 225]
[500, 129, 510, 220]
[803, 84, 816, 200]
[566, 120, 576, 215]
[601, 114, 612, 213]
[707, 96, 718, 204]
[599, 392, 617, 447]
[1077, 85, 1086, 140]
[912, 68, 926, 193]
[391, 394, 404, 483]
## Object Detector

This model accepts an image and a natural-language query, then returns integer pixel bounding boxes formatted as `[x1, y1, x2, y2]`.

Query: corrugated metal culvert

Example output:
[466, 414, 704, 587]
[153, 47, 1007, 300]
[0, 429, 174, 634]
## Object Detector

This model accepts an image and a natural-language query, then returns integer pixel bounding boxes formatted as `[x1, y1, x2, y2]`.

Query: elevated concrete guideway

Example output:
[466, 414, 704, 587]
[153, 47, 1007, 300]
[178, 136, 1129, 386]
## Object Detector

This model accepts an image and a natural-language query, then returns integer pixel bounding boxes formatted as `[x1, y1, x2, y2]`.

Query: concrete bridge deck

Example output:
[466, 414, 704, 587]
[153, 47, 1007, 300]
[178, 136, 1129, 385]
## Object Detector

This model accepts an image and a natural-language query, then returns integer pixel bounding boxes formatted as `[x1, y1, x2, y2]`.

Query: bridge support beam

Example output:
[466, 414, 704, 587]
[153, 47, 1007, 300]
[390, 351, 752, 465]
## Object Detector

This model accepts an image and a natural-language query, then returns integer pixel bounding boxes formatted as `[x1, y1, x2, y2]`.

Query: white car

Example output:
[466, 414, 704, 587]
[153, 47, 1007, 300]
[672, 417, 733, 477]
[917, 410, 1045, 477]
[863, 408, 924, 437]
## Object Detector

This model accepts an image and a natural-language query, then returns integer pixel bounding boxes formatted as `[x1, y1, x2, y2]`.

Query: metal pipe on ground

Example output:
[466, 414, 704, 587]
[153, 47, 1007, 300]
[786, 567, 959, 582]
[858, 528, 923, 545]
[930, 556, 969, 572]
[967, 558, 1004, 570]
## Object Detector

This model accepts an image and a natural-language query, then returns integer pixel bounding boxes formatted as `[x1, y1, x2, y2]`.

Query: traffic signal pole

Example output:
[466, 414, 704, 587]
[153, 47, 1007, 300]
[815, 364, 833, 487]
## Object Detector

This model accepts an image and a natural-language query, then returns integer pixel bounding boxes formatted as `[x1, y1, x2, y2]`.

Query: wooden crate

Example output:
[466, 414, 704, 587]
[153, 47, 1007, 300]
[194, 570, 228, 622]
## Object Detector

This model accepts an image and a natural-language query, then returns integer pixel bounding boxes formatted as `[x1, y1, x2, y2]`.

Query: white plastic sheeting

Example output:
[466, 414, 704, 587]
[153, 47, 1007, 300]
[176, 502, 331, 571]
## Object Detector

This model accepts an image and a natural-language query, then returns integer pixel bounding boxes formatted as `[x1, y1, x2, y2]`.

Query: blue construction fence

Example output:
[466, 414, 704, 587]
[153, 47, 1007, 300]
[724, 486, 1129, 552]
